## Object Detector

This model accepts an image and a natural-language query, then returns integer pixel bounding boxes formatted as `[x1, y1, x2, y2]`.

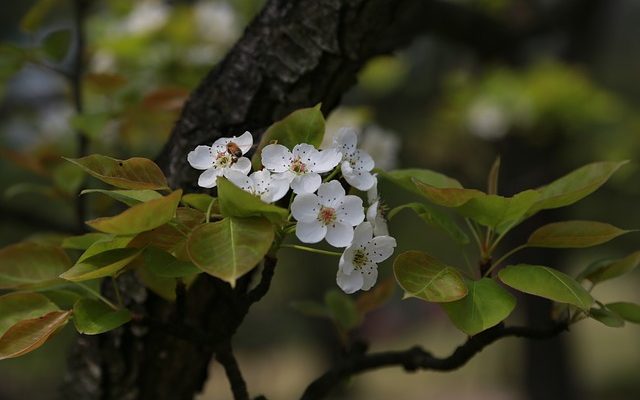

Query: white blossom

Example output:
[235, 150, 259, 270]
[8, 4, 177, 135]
[360, 125, 401, 171]
[366, 177, 389, 236]
[336, 222, 397, 294]
[124, 1, 169, 35]
[187, 131, 253, 188]
[225, 169, 289, 203]
[290, 181, 364, 247]
[333, 128, 376, 191]
[261, 143, 341, 195]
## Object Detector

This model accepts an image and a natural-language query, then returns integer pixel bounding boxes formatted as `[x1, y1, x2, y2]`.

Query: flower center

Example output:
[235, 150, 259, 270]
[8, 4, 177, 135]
[352, 248, 368, 269]
[215, 151, 234, 168]
[290, 157, 308, 175]
[317, 206, 336, 225]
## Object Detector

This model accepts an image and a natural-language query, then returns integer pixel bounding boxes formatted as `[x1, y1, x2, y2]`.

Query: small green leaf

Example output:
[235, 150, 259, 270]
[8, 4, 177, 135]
[144, 247, 200, 278]
[457, 190, 540, 233]
[73, 299, 131, 335]
[589, 306, 625, 328]
[487, 156, 500, 195]
[0, 310, 71, 360]
[52, 161, 85, 195]
[0, 293, 60, 337]
[441, 278, 516, 336]
[62, 233, 112, 250]
[380, 169, 462, 196]
[78, 236, 133, 262]
[393, 251, 467, 302]
[217, 178, 288, 224]
[290, 300, 330, 318]
[187, 217, 274, 286]
[252, 105, 325, 169]
[181, 193, 218, 213]
[582, 251, 640, 284]
[81, 189, 162, 206]
[606, 302, 640, 324]
[527, 220, 631, 248]
[499, 264, 594, 310]
[0, 242, 71, 289]
[412, 180, 484, 207]
[42, 28, 71, 61]
[324, 290, 362, 332]
[388, 203, 469, 244]
[64, 154, 169, 190]
[528, 161, 628, 216]
[86, 190, 182, 235]
[70, 113, 111, 140]
[60, 248, 142, 282]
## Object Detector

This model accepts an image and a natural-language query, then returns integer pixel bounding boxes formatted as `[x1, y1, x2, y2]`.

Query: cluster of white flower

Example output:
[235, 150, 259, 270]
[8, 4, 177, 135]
[187, 128, 396, 293]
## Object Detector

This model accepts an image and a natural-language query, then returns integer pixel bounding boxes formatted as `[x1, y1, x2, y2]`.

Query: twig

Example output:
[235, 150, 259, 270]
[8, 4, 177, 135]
[244, 256, 277, 305]
[300, 322, 568, 400]
[217, 342, 250, 400]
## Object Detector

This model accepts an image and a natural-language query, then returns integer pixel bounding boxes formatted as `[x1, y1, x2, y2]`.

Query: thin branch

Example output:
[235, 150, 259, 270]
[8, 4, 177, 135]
[217, 342, 250, 400]
[301, 322, 568, 400]
[244, 256, 277, 305]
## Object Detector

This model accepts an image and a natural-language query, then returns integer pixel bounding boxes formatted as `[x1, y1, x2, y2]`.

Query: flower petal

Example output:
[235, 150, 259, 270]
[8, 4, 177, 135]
[317, 180, 345, 208]
[212, 136, 231, 147]
[230, 157, 252, 175]
[233, 131, 253, 154]
[312, 147, 342, 173]
[339, 247, 356, 274]
[290, 173, 321, 194]
[261, 174, 290, 203]
[262, 144, 293, 173]
[333, 127, 358, 158]
[296, 220, 327, 243]
[352, 149, 375, 171]
[198, 168, 222, 188]
[224, 169, 254, 193]
[352, 222, 373, 246]
[336, 269, 363, 294]
[251, 169, 271, 194]
[360, 262, 379, 291]
[343, 168, 376, 191]
[291, 193, 321, 222]
[366, 175, 379, 204]
[187, 146, 215, 170]
[292, 143, 318, 164]
[325, 222, 354, 248]
[336, 195, 365, 226]
[366, 236, 397, 263]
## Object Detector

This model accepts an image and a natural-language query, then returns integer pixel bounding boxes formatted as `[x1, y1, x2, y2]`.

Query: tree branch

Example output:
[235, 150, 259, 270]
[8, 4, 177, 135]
[217, 342, 250, 400]
[301, 322, 569, 400]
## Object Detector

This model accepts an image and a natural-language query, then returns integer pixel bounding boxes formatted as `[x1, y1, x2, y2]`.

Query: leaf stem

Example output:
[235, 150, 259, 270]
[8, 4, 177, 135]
[483, 244, 528, 277]
[323, 166, 341, 183]
[74, 282, 119, 310]
[281, 244, 342, 257]
[465, 218, 484, 254]
[206, 198, 216, 223]
[111, 276, 124, 308]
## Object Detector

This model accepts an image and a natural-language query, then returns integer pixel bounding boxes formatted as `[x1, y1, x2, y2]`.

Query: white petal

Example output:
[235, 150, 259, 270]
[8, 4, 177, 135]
[233, 131, 253, 154]
[312, 147, 342, 173]
[339, 247, 356, 274]
[366, 236, 397, 263]
[352, 222, 373, 246]
[291, 193, 321, 222]
[251, 169, 271, 194]
[325, 222, 354, 248]
[230, 157, 252, 175]
[290, 173, 321, 194]
[296, 220, 327, 243]
[336, 268, 363, 294]
[373, 215, 389, 237]
[317, 180, 345, 208]
[366, 202, 378, 223]
[261, 175, 290, 203]
[366, 175, 379, 204]
[336, 195, 365, 226]
[262, 144, 292, 173]
[352, 149, 375, 171]
[187, 146, 215, 170]
[333, 127, 358, 158]
[224, 169, 254, 193]
[343, 169, 376, 191]
[292, 143, 317, 164]
[212, 136, 231, 147]
[198, 168, 222, 188]
[360, 262, 379, 291]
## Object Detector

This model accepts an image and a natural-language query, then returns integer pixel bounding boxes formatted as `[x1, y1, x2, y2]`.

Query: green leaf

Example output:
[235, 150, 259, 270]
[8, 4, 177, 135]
[589, 306, 625, 328]
[606, 302, 640, 324]
[498, 264, 594, 310]
[388, 203, 469, 244]
[42, 28, 71, 61]
[63, 154, 169, 190]
[0, 242, 71, 289]
[62, 233, 112, 250]
[86, 190, 182, 235]
[52, 161, 85, 195]
[81, 189, 162, 206]
[0, 310, 71, 360]
[324, 290, 362, 332]
[217, 178, 288, 224]
[70, 113, 111, 140]
[252, 104, 325, 169]
[135, 266, 197, 302]
[487, 156, 500, 195]
[0, 293, 60, 337]
[78, 236, 133, 262]
[380, 169, 462, 196]
[527, 161, 628, 216]
[187, 217, 274, 286]
[73, 299, 131, 335]
[457, 190, 540, 233]
[527, 220, 631, 248]
[42, 289, 85, 309]
[181, 193, 218, 213]
[60, 248, 142, 282]
[582, 251, 640, 284]
[412, 180, 484, 207]
[441, 278, 516, 336]
[144, 247, 200, 278]
[393, 251, 468, 302]
[290, 300, 330, 318]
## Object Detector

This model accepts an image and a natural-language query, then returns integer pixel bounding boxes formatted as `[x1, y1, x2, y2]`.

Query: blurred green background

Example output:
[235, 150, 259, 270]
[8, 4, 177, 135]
[1, 0, 639, 399]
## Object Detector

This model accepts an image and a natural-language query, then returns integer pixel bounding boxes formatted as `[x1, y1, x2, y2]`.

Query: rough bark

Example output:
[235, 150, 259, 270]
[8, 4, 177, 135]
[60, 1, 592, 399]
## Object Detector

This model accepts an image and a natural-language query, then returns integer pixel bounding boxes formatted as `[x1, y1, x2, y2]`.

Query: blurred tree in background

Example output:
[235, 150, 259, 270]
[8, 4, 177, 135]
[1, 1, 639, 399]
